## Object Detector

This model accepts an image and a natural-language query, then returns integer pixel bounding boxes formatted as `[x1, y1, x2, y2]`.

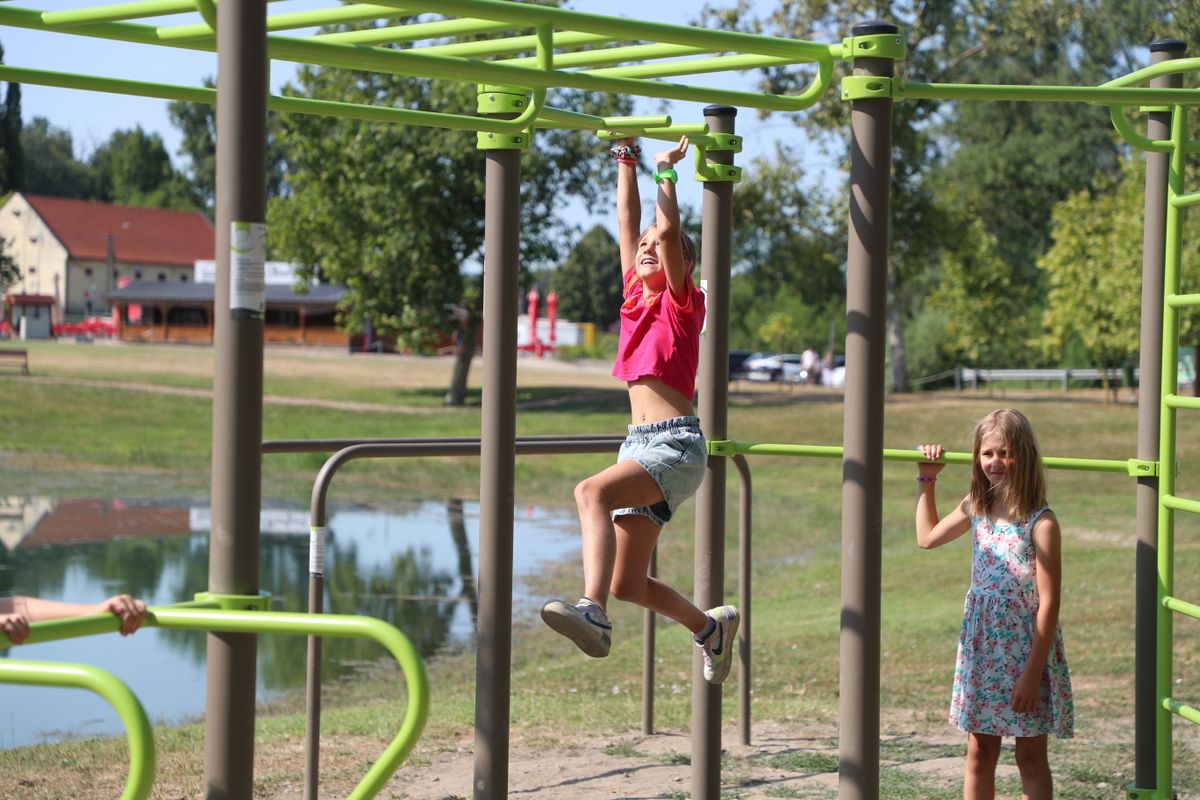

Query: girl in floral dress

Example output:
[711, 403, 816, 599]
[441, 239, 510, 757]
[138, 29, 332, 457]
[915, 409, 1073, 800]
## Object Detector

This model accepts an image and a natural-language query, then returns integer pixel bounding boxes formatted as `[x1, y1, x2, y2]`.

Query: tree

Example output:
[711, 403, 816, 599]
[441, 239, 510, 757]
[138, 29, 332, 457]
[20, 117, 96, 199]
[550, 224, 622, 329]
[89, 127, 199, 210]
[269, 52, 630, 405]
[0, 43, 22, 195]
[168, 77, 287, 212]
[0, 240, 18, 295]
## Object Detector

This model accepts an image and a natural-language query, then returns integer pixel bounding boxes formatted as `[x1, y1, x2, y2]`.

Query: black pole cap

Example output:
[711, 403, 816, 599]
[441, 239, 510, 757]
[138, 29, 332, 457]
[1149, 38, 1186, 53]
[703, 105, 738, 118]
[852, 20, 898, 36]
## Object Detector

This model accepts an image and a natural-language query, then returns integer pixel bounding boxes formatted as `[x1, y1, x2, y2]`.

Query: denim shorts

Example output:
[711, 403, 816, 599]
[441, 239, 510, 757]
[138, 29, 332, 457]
[611, 416, 707, 528]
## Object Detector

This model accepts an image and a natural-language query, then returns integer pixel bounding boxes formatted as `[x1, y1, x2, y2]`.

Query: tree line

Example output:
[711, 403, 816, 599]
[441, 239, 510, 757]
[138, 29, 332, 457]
[2, 1, 1199, 402]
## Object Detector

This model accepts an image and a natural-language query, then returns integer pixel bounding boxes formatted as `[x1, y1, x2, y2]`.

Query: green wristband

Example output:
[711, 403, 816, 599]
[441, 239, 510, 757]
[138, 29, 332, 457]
[653, 167, 678, 185]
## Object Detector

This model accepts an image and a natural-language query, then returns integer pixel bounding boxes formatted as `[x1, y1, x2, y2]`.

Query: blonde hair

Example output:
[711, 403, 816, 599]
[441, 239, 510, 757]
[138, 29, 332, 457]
[640, 224, 697, 270]
[967, 408, 1046, 521]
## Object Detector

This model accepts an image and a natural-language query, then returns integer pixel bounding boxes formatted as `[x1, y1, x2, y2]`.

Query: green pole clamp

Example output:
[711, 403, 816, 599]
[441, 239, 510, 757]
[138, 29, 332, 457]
[1127, 459, 1159, 477]
[694, 135, 742, 183]
[477, 84, 533, 115]
[1124, 787, 1158, 799]
[841, 75, 904, 101]
[477, 130, 531, 150]
[841, 33, 907, 63]
[192, 591, 271, 611]
[707, 439, 739, 457]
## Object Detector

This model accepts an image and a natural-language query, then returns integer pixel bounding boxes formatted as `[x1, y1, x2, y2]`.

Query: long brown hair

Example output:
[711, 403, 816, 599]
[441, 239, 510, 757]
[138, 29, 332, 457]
[967, 408, 1046, 520]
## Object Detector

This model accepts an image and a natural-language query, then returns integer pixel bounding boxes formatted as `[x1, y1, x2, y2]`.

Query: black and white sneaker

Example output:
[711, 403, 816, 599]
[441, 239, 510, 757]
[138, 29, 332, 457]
[697, 605, 739, 684]
[541, 599, 612, 658]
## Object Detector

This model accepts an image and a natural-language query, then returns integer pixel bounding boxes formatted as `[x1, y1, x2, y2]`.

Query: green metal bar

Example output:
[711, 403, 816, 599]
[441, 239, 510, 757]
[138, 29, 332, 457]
[506, 41, 712, 69]
[159, 9, 504, 43]
[1161, 494, 1200, 515]
[1163, 595, 1200, 621]
[313, 25, 608, 50]
[1164, 698, 1200, 726]
[902, 80, 1200, 106]
[1104, 56, 1200, 89]
[0, 661, 155, 800]
[706, 441, 1135, 474]
[586, 52, 801, 80]
[1164, 392, 1200, 409]
[1166, 292, 1200, 307]
[1170, 191, 1200, 208]
[152, 607, 429, 800]
[534, 106, 669, 131]
[1111, 105, 1176, 154]
[41, 0, 211, 26]
[1155, 99, 1188, 798]
[596, 123, 710, 141]
[412, 30, 619, 58]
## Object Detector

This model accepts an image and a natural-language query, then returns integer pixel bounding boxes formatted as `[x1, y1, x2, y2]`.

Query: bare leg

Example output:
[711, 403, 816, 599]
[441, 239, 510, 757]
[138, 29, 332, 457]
[574, 459, 669, 612]
[964, 733, 1000, 800]
[1014, 735, 1052, 800]
[610, 513, 707, 632]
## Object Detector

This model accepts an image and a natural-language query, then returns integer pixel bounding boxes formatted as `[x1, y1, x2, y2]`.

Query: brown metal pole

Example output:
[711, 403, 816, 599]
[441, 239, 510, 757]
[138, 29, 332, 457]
[733, 454, 752, 746]
[839, 21, 896, 800]
[205, 0, 267, 796]
[691, 103, 735, 800]
[472, 139, 522, 799]
[1134, 37, 1185, 793]
[642, 550, 657, 735]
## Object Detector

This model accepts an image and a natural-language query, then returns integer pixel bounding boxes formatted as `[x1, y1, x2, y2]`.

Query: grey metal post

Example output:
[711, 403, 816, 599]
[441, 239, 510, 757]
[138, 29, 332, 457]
[1134, 37, 1185, 794]
[733, 454, 752, 746]
[839, 21, 896, 800]
[642, 550, 657, 735]
[205, 0, 267, 796]
[472, 132, 522, 800]
[692, 104, 736, 800]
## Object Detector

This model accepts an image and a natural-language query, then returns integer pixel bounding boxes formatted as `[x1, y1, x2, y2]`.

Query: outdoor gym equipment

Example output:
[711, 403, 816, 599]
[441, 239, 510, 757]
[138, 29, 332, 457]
[2, 2, 1199, 799]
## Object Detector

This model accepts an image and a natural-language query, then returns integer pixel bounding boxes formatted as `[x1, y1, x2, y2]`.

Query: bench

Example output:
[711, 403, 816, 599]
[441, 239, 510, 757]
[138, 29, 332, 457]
[0, 348, 29, 375]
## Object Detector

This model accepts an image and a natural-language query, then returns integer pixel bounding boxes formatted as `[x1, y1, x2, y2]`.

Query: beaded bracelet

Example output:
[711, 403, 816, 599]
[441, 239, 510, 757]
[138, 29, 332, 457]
[916, 476, 937, 483]
[608, 144, 641, 161]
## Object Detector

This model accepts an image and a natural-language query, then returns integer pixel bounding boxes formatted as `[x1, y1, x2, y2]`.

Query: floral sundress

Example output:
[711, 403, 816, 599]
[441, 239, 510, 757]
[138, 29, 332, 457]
[948, 507, 1074, 738]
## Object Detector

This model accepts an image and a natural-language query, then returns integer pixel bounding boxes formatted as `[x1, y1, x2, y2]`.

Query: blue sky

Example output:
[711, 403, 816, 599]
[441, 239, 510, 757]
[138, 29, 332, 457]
[2, 0, 832, 228]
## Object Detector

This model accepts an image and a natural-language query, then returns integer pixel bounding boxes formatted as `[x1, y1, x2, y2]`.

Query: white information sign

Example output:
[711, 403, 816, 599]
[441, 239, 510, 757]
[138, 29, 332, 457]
[230, 222, 266, 316]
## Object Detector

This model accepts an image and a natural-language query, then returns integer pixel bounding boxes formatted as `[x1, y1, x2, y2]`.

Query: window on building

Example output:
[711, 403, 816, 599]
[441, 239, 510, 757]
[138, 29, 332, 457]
[157, 273, 166, 282]
[113, 269, 120, 280]
[135, 270, 143, 280]
[84, 267, 93, 277]
[180, 274, 189, 282]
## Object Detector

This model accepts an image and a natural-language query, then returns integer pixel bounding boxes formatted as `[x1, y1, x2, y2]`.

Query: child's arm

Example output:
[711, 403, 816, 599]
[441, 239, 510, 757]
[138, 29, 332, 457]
[0, 594, 148, 644]
[652, 136, 691, 300]
[615, 137, 641, 279]
[914, 444, 971, 549]
[1012, 512, 1063, 713]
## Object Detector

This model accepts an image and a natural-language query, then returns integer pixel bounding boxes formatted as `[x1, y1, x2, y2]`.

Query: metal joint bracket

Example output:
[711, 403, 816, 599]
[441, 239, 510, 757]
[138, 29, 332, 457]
[1127, 459, 1158, 477]
[703, 134, 743, 153]
[841, 34, 907, 63]
[477, 130, 531, 151]
[695, 163, 742, 183]
[477, 85, 533, 115]
[192, 591, 271, 611]
[1124, 788, 1158, 800]
[707, 439, 738, 457]
[841, 75, 904, 101]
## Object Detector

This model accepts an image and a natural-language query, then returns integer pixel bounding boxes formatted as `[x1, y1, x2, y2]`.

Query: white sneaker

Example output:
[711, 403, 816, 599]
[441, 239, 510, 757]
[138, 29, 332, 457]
[697, 605, 739, 685]
[541, 599, 612, 658]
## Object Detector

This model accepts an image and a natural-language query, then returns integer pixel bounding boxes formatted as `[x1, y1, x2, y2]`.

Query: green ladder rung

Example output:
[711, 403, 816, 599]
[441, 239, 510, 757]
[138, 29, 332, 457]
[1164, 393, 1200, 409]
[1166, 293, 1200, 308]
[1164, 697, 1200, 726]
[1164, 595, 1200, 621]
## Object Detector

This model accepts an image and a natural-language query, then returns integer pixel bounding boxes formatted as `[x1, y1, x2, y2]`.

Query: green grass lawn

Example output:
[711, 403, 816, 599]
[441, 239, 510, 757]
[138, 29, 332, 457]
[0, 342, 1198, 798]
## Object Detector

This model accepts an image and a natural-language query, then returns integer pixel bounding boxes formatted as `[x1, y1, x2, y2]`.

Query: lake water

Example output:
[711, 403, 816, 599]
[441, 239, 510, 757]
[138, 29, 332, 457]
[0, 496, 581, 748]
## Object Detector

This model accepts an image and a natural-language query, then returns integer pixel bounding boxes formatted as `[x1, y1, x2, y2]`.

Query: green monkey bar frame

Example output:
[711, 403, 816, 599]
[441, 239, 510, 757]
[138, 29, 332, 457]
[3, 2, 1200, 799]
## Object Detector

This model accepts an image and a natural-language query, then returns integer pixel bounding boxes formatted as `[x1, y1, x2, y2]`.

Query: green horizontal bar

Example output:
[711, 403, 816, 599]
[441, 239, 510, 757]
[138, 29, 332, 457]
[1164, 698, 1200, 726]
[534, 106, 670, 131]
[1164, 595, 1200, 621]
[317, 26, 610, 52]
[596, 123, 710, 141]
[1162, 494, 1200, 515]
[707, 441, 1135, 474]
[152, 607, 428, 799]
[587, 52, 799, 80]
[0, 660, 154, 800]
[42, 0, 208, 26]
[1171, 192, 1200, 208]
[506, 41, 712, 69]
[1103, 56, 1200, 89]
[1165, 392, 1200, 409]
[902, 80, 1200, 106]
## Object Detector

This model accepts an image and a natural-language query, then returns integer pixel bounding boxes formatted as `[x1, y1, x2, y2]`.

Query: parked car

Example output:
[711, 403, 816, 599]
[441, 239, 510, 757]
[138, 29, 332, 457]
[728, 349, 757, 381]
[746, 352, 808, 382]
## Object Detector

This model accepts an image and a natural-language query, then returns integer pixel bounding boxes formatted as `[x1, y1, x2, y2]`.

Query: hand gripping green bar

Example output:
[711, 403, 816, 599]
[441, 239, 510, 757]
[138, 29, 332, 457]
[0, 660, 155, 800]
[150, 606, 430, 800]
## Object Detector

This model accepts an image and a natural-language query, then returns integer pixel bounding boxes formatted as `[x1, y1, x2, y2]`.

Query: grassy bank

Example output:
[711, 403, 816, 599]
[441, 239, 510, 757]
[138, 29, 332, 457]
[0, 341, 1198, 798]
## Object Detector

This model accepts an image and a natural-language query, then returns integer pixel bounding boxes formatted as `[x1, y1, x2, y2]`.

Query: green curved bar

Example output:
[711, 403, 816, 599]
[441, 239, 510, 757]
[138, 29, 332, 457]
[0, 660, 155, 800]
[191, 0, 215, 32]
[1101, 56, 1200, 89]
[150, 608, 430, 800]
[1109, 105, 1174, 153]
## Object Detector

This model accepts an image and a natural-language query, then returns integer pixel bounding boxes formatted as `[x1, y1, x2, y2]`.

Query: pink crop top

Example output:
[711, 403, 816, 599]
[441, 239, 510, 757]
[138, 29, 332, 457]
[611, 272, 705, 401]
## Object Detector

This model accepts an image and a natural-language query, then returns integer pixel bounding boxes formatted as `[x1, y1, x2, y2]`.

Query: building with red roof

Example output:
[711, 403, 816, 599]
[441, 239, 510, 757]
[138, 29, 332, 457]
[0, 192, 214, 320]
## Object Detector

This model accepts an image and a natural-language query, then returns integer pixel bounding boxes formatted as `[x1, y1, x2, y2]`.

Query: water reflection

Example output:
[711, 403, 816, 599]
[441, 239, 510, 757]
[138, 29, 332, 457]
[0, 495, 578, 747]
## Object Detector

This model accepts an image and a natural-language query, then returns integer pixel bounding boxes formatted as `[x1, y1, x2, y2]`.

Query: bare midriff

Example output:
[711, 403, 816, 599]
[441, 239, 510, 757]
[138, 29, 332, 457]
[627, 377, 695, 425]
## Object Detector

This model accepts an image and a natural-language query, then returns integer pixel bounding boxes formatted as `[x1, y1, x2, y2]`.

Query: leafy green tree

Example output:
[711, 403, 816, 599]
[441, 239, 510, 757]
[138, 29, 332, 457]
[0, 43, 22, 195]
[0, 240, 18, 295]
[269, 53, 630, 405]
[550, 224, 622, 329]
[90, 126, 199, 210]
[168, 77, 287, 212]
[20, 117, 95, 199]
